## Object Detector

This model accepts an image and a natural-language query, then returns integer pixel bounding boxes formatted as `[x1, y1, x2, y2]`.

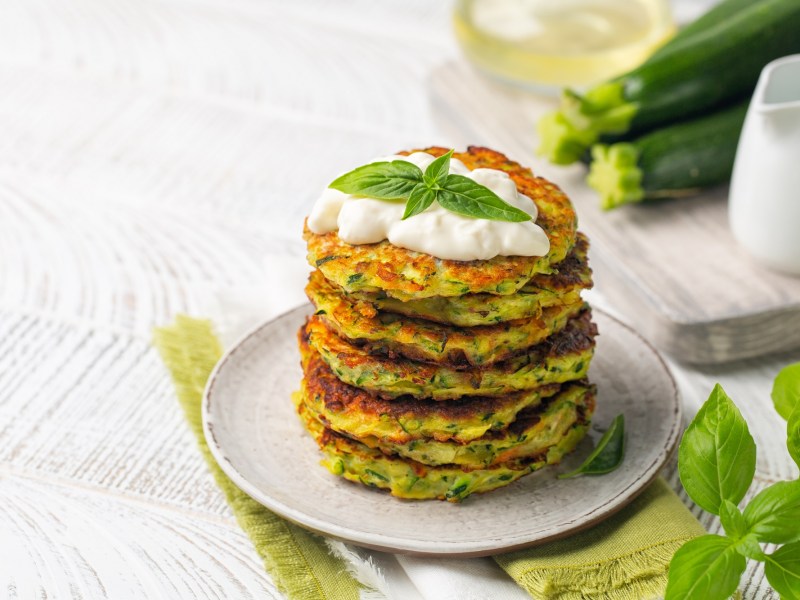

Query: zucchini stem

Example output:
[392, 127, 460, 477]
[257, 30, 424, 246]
[586, 144, 644, 211]
[537, 82, 638, 165]
[587, 100, 748, 210]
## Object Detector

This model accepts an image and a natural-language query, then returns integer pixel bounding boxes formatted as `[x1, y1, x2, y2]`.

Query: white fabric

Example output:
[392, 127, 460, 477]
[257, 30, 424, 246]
[397, 556, 531, 600]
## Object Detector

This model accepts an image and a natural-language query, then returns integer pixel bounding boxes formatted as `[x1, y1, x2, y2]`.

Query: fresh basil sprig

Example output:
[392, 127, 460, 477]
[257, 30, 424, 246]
[329, 159, 422, 201]
[665, 366, 800, 600]
[558, 413, 625, 478]
[677, 384, 756, 515]
[329, 150, 533, 223]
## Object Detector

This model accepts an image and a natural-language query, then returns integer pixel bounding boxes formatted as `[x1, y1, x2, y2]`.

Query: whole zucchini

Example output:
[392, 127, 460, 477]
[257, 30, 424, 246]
[538, 0, 800, 165]
[648, 0, 754, 59]
[587, 101, 748, 210]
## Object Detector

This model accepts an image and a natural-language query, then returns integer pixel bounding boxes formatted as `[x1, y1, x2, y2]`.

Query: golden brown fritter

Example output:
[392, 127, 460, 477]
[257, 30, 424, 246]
[307, 269, 585, 367]
[298, 334, 564, 443]
[296, 145, 597, 501]
[301, 310, 597, 400]
[301, 377, 595, 468]
[293, 391, 592, 502]
[304, 146, 578, 300]
[347, 233, 592, 326]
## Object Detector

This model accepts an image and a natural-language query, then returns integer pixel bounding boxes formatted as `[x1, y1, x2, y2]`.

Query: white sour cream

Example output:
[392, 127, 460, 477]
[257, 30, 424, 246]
[307, 152, 550, 261]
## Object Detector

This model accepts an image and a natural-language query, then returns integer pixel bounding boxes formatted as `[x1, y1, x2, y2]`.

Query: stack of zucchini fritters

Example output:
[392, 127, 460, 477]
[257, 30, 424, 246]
[296, 147, 598, 502]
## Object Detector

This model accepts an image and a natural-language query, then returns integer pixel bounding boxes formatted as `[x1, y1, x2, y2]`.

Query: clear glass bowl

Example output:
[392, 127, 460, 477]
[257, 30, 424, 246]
[453, 0, 675, 92]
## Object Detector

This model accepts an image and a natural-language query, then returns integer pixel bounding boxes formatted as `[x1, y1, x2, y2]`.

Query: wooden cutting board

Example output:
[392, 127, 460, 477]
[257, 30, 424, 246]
[430, 61, 800, 364]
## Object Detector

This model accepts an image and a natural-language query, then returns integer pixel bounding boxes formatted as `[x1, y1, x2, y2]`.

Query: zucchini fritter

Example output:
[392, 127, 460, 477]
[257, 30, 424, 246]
[358, 384, 594, 468]
[304, 146, 578, 300]
[347, 233, 592, 326]
[304, 381, 595, 468]
[307, 269, 585, 367]
[294, 392, 590, 502]
[298, 336, 562, 443]
[302, 310, 597, 400]
[296, 145, 598, 501]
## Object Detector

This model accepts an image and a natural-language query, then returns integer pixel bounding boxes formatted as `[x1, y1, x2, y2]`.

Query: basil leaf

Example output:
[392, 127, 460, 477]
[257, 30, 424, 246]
[403, 184, 437, 220]
[438, 174, 532, 222]
[719, 499, 748, 540]
[330, 160, 423, 200]
[327, 153, 538, 224]
[773, 362, 800, 421]
[678, 384, 756, 515]
[743, 480, 800, 544]
[734, 533, 767, 561]
[765, 542, 800, 599]
[424, 149, 453, 187]
[789, 406, 800, 470]
[665, 535, 745, 600]
[558, 414, 624, 478]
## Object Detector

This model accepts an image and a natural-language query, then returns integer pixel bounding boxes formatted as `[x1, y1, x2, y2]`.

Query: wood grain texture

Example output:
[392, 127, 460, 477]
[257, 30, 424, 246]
[0, 312, 284, 597]
[430, 60, 800, 364]
[0, 68, 434, 334]
[0, 473, 281, 599]
[0, 0, 796, 596]
[0, 312, 227, 514]
[0, 0, 453, 597]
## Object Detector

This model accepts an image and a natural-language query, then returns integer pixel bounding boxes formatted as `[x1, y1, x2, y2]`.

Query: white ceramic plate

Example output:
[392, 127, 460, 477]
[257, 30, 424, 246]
[203, 305, 681, 557]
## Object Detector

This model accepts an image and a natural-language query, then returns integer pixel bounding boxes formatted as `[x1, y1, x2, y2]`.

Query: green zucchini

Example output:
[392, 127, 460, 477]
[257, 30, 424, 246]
[587, 101, 748, 210]
[648, 0, 754, 60]
[538, 0, 800, 165]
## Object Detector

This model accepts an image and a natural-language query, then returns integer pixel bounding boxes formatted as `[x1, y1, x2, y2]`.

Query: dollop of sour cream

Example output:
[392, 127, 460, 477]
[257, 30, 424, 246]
[307, 152, 550, 261]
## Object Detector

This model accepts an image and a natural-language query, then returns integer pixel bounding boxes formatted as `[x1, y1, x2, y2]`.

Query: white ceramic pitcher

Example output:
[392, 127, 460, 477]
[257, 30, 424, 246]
[729, 54, 800, 275]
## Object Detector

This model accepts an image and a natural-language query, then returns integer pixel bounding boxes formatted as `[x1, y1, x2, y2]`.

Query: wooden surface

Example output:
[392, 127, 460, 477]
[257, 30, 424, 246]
[0, 0, 797, 598]
[0, 0, 447, 596]
[431, 61, 800, 364]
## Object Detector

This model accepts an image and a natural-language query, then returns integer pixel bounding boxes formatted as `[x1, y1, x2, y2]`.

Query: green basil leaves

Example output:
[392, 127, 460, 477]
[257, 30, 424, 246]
[743, 481, 800, 545]
[772, 362, 800, 420]
[764, 543, 800, 598]
[437, 175, 533, 222]
[665, 369, 800, 599]
[330, 159, 422, 200]
[558, 413, 624, 478]
[329, 150, 532, 223]
[678, 384, 756, 515]
[666, 535, 746, 600]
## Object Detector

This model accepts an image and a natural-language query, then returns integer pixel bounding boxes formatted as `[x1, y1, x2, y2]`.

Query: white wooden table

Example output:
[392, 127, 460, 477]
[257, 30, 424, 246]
[0, 1, 796, 598]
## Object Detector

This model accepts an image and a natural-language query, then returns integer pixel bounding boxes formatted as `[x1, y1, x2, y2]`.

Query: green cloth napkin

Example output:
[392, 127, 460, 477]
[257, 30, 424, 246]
[154, 316, 363, 600]
[154, 315, 704, 600]
[494, 478, 705, 599]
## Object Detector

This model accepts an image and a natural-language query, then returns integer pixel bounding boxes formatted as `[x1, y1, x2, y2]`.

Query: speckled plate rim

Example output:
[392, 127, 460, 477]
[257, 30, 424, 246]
[202, 304, 682, 557]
